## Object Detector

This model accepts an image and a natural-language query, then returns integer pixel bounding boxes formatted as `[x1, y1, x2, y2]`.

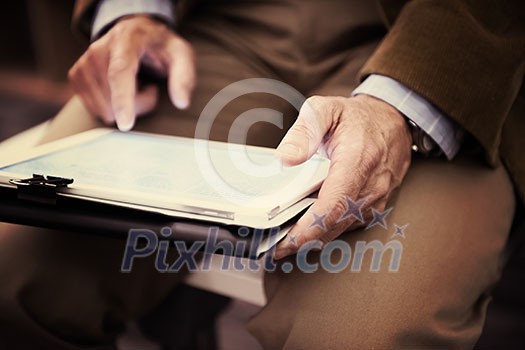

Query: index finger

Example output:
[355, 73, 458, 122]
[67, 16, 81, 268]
[166, 38, 196, 110]
[107, 42, 142, 131]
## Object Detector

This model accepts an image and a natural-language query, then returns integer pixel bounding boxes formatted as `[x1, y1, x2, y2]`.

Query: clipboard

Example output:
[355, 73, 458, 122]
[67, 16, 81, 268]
[0, 129, 329, 258]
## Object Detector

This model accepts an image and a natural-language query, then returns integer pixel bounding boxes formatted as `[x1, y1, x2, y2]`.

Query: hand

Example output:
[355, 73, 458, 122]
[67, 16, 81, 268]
[68, 15, 196, 131]
[274, 94, 412, 259]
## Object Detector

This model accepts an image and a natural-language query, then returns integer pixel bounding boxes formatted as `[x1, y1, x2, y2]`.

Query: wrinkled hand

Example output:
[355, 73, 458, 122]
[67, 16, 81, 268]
[274, 94, 412, 259]
[69, 15, 196, 131]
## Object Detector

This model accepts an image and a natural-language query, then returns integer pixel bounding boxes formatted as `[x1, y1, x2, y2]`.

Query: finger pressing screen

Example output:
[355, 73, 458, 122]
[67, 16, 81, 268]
[167, 39, 196, 110]
[108, 42, 142, 131]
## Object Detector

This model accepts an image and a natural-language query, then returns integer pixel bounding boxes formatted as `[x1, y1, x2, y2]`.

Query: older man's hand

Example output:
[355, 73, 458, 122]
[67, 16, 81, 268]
[69, 15, 196, 131]
[274, 94, 412, 259]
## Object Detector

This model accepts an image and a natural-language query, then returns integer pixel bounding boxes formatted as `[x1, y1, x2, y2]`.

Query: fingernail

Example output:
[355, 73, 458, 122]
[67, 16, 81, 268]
[274, 248, 291, 260]
[273, 236, 297, 260]
[174, 96, 189, 110]
[116, 112, 134, 132]
[276, 143, 300, 159]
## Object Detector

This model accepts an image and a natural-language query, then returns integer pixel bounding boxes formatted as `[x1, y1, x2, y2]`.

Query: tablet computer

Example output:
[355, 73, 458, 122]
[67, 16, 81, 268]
[0, 128, 329, 229]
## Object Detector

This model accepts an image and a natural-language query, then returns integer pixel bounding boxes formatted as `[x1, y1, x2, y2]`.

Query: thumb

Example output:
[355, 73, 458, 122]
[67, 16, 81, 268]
[276, 96, 332, 166]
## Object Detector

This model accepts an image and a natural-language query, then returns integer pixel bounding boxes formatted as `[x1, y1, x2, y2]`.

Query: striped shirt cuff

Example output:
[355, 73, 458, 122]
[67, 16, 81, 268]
[92, 0, 175, 40]
[352, 74, 462, 160]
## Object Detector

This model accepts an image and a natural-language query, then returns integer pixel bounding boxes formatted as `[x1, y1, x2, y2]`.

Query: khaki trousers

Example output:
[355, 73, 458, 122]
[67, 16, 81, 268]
[0, 1, 516, 349]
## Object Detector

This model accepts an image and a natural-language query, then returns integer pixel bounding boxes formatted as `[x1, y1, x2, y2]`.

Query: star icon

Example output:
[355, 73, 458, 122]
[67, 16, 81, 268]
[337, 196, 367, 223]
[392, 224, 408, 239]
[288, 234, 298, 247]
[366, 207, 393, 230]
[310, 212, 328, 231]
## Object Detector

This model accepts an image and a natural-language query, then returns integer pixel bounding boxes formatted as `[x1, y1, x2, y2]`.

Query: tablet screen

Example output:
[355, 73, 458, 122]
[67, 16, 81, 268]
[1, 131, 329, 219]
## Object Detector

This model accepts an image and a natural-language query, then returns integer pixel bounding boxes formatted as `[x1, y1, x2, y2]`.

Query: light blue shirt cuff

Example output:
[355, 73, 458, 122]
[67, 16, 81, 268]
[352, 74, 462, 160]
[92, 0, 175, 40]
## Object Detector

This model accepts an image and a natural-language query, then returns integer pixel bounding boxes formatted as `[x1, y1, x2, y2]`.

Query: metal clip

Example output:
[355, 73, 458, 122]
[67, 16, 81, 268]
[9, 174, 74, 205]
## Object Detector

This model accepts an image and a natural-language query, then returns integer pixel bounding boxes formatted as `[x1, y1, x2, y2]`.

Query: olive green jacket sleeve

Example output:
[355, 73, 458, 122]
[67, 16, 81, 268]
[361, 0, 525, 165]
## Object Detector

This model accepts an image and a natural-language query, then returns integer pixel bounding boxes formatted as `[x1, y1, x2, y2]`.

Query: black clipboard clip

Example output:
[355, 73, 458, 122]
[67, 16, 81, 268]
[9, 174, 74, 205]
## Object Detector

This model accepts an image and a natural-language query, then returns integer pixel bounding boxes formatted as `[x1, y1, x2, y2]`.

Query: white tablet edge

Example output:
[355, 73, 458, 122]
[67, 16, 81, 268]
[0, 128, 324, 227]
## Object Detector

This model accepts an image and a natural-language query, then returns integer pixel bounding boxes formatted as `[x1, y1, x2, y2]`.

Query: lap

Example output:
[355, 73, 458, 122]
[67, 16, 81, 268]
[248, 156, 516, 349]
[0, 4, 516, 348]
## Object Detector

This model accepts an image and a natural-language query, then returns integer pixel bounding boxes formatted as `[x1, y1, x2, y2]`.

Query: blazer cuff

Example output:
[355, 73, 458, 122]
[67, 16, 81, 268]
[92, 0, 175, 40]
[353, 74, 463, 160]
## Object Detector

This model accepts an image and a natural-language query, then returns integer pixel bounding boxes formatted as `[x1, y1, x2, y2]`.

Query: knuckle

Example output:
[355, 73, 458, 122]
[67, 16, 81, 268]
[131, 26, 148, 40]
[107, 56, 132, 78]
[68, 62, 86, 86]
[110, 22, 140, 44]
[304, 95, 324, 114]
[359, 156, 374, 174]
[304, 95, 343, 130]
[362, 176, 392, 204]
[67, 66, 77, 82]
[109, 16, 172, 45]
[327, 98, 345, 116]
[373, 186, 389, 200]
[70, 55, 90, 78]
[306, 95, 340, 114]
[90, 37, 105, 50]
[110, 20, 131, 38]
[84, 49, 97, 66]
[361, 145, 381, 170]
[306, 95, 323, 106]
[379, 176, 393, 194]
[171, 36, 186, 49]
[168, 36, 194, 57]
[85, 41, 105, 62]
[292, 121, 317, 141]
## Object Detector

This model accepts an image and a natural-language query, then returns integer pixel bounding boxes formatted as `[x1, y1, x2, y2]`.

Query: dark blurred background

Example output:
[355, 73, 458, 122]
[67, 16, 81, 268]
[0, 0, 84, 142]
[0, 1, 524, 349]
